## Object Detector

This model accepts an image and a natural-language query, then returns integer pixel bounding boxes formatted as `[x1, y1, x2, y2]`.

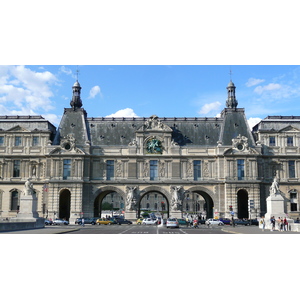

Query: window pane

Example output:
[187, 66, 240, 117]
[32, 137, 39, 146]
[193, 160, 201, 180]
[150, 160, 158, 180]
[106, 160, 114, 180]
[287, 136, 293, 147]
[63, 159, 71, 179]
[15, 136, 22, 146]
[13, 160, 20, 177]
[237, 159, 245, 180]
[11, 191, 19, 211]
[269, 137, 275, 146]
[289, 160, 295, 178]
[0, 137, 4, 146]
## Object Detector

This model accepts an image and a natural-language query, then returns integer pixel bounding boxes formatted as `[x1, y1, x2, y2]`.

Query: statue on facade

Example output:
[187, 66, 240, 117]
[126, 186, 137, 210]
[171, 186, 183, 211]
[270, 177, 280, 195]
[23, 178, 34, 196]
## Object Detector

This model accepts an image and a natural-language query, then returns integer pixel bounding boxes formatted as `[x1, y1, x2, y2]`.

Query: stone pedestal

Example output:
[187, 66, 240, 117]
[170, 211, 182, 219]
[264, 193, 286, 220]
[17, 194, 39, 219]
[125, 211, 137, 221]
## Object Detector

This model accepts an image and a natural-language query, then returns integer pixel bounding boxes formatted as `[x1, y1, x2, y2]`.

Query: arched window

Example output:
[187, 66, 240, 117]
[11, 190, 19, 211]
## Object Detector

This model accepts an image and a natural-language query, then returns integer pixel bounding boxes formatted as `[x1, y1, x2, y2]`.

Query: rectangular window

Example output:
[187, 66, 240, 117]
[269, 136, 276, 146]
[11, 191, 19, 211]
[63, 159, 71, 179]
[237, 159, 245, 180]
[106, 160, 114, 180]
[150, 160, 158, 180]
[193, 160, 201, 180]
[287, 136, 294, 147]
[288, 160, 296, 178]
[32, 136, 39, 146]
[0, 136, 4, 146]
[13, 160, 20, 177]
[15, 136, 22, 146]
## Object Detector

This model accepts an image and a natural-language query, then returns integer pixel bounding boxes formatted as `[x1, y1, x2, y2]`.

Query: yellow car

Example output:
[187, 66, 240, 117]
[136, 218, 144, 225]
[96, 218, 113, 225]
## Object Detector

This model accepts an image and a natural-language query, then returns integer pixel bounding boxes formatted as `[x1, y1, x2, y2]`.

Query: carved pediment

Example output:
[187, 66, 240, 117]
[137, 115, 172, 132]
[279, 125, 300, 132]
[224, 147, 259, 155]
[49, 146, 85, 155]
[7, 125, 30, 132]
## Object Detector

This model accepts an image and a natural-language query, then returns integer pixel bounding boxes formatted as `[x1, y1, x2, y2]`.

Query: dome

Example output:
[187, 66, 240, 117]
[73, 80, 81, 87]
[227, 80, 235, 87]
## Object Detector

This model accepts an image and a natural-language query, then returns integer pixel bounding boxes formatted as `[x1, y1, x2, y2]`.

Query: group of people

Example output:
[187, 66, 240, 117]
[260, 216, 289, 231]
[185, 214, 201, 228]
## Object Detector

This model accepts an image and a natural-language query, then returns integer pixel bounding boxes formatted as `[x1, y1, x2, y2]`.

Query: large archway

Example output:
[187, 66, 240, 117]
[59, 189, 71, 221]
[237, 189, 249, 219]
[139, 191, 169, 218]
[185, 187, 215, 219]
[93, 187, 126, 218]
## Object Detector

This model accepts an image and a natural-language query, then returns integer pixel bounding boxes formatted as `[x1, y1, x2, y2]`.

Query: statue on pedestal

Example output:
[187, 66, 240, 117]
[126, 186, 137, 210]
[23, 178, 34, 196]
[269, 177, 280, 195]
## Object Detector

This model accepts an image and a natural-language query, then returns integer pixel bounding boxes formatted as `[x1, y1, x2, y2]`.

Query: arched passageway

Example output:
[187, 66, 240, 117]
[183, 189, 214, 219]
[138, 191, 169, 218]
[237, 189, 249, 219]
[59, 189, 71, 221]
[94, 191, 124, 218]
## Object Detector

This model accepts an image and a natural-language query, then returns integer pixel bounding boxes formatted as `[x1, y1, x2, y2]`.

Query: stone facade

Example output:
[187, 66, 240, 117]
[0, 79, 299, 223]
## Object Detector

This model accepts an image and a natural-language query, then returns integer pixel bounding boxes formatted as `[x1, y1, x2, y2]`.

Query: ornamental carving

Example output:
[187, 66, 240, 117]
[232, 134, 249, 151]
[146, 137, 163, 154]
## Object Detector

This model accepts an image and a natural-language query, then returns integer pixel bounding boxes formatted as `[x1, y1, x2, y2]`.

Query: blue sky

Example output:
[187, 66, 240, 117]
[1, 65, 300, 130]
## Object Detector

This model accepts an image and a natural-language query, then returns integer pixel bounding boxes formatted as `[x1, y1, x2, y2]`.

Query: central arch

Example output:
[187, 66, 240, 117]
[93, 186, 126, 218]
[185, 186, 215, 219]
[139, 186, 171, 218]
[237, 189, 249, 219]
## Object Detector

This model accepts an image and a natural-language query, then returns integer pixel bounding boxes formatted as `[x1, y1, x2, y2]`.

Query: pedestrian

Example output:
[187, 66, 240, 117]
[81, 217, 85, 227]
[231, 216, 235, 227]
[260, 217, 265, 231]
[270, 216, 275, 231]
[277, 217, 281, 231]
[280, 218, 284, 231]
[284, 217, 288, 231]
[185, 215, 189, 227]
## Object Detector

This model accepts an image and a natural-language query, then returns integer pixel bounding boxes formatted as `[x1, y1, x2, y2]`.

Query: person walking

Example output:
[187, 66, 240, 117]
[81, 218, 85, 227]
[284, 217, 288, 231]
[260, 217, 265, 231]
[270, 216, 275, 231]
[231, 216, 235, 227]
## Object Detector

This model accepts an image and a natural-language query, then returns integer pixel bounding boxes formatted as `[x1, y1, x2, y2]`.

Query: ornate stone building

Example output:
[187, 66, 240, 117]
[0, 79, 299, 223]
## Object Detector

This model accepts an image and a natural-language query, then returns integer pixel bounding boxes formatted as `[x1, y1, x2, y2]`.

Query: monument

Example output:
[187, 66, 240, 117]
[262, 177, 293, 230]
[7, 178, 45, 230]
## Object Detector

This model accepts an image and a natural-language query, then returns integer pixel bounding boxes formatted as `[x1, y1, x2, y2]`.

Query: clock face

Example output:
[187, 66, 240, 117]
[146, 138, 163, 154]
[237, 143, 244, 151]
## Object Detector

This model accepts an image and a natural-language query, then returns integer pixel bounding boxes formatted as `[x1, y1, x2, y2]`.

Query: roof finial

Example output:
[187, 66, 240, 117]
[76, 65, 80, 81]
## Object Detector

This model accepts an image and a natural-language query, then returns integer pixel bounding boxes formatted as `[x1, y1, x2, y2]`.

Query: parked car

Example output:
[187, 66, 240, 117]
[234, 219, 250, 226]
[75, 218, 98, 225]
[249, 219, 259, 226]
[136, 218, 144, 225]
[96, 218, 113, 225]
[219, 218, 231, 225]
[205, 219, 224, 226]
[53, 219, 69, 225]
[114, 218, 132, 225]
[44, 219, 53, 225]
[166, 218, 179, 228]
[177, 218, 187, 225]
[142, 218, 157, 225]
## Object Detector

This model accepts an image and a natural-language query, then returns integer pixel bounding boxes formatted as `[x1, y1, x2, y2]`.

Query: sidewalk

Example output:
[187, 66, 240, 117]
[0, 225, 80, 234]
[221, 225, 300, 234]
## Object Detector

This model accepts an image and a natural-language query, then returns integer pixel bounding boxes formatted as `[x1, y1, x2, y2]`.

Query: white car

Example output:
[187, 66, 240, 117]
[166, 218, 179, 228]
[205, 219, 224, 226]
[142, 218, 157, 225]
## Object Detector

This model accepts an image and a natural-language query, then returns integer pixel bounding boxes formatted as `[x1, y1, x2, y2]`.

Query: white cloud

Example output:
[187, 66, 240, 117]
[0, 65, 57, 112]
[254, 83, 281, 94]
[42, 113, 61, 126]
[247, 117, 262, 130]
[106, 108, 139, 118]
[246, 78, 265, 87]
[89, 85, 101, 98]
[198, 101, 222, 115]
